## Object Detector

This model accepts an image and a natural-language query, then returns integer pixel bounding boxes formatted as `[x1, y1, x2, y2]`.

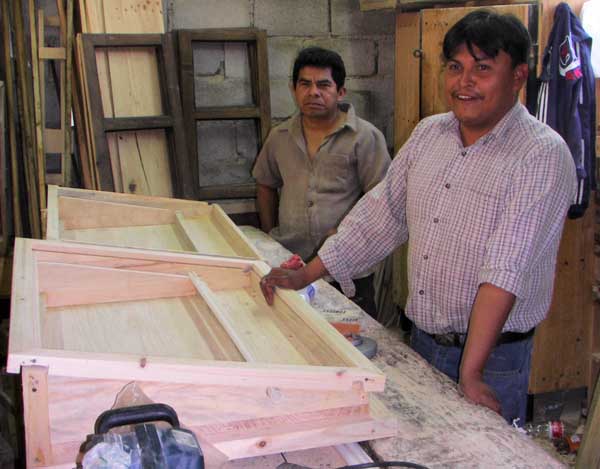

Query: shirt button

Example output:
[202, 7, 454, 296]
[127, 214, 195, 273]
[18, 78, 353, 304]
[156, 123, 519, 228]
[418, 290, 424, 295]
[444, 183, 451, 189]
[423, 254, 428, 260]
[461, 151, 467, 156]
[433, 218, 439, 223]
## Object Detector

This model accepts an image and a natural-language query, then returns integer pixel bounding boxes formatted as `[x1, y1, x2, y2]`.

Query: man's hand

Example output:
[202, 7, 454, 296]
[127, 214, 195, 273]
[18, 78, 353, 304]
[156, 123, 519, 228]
[459, 371, 501, 415]
[259, 256, 329, 305]
[259, 267, 310, 305]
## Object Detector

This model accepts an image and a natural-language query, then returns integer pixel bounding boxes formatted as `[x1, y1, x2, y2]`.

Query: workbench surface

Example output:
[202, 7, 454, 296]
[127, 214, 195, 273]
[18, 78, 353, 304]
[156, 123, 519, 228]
[241, 226, 565, 469]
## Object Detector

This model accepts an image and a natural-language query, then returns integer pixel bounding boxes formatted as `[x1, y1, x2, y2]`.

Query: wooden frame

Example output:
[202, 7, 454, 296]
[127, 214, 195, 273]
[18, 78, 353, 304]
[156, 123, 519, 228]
[82, 33, 194, 199]
[45, 185, 263, 259]
[178, 28, 271, 200]
[8, 238, 395, 467]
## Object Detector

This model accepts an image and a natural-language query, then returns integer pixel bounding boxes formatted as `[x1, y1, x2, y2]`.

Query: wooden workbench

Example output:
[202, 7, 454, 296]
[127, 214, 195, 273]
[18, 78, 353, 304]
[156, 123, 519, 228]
[240, 226, 565, 469]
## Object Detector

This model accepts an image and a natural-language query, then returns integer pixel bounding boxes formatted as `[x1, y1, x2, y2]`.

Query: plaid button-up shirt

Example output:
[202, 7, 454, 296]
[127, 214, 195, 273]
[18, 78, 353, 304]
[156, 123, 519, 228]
[319, 103, 577, 334]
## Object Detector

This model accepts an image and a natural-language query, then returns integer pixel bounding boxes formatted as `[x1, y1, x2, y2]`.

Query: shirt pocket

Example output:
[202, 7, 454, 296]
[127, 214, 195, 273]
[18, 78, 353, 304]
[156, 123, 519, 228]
[318, 153, 352, 193]
[449, 181, 505, 249]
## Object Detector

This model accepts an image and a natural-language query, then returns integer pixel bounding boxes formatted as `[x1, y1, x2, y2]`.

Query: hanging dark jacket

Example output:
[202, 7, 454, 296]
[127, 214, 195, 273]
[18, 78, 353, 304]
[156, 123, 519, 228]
[536, 2, 596, 219]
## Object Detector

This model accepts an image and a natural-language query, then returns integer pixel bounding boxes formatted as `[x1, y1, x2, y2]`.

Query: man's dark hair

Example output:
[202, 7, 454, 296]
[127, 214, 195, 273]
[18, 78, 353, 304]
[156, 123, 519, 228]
[292, 47, 346, 89]
[443, 10, 531, 67]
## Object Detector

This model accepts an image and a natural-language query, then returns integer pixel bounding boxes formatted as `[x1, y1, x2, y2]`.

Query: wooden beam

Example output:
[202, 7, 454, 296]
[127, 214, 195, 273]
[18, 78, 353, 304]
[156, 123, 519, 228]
[38, 47, 66, 60]
[28, 0, 47, 211]
[22, 366, 52, 467]
[37, 262, 198, 308]
[189, 273, 256, 362]
[1, 0, 23, 236]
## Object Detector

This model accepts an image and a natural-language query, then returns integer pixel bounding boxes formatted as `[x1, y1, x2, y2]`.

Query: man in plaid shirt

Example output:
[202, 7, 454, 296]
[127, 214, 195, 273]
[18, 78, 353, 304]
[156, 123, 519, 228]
[260, 10, 576, 425]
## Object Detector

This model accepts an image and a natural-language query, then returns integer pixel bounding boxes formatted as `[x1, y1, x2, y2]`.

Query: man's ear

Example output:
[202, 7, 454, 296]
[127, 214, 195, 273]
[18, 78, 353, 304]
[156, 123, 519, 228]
[512, 63, 529, 91]
[337, 86, 347, 101]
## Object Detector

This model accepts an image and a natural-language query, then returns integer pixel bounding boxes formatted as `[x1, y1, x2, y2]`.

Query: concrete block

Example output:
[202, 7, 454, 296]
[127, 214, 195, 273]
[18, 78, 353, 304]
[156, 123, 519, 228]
[193, 43, 224, 76]
[225, 43, 250, 79]
[342, 92, 372, 124]
[255, 0, 328, 36]
[345, 76, 394, 146]
[268, 38, 304, 78]
[302, 38, 376, 77]
[270, 79, 297, 119]
[378, 37, 395, 76]
[169, 0, 251, 29]
[197, 120, 258, 186]
[331, 0, 395, 36]
[195, 76, 253, 107]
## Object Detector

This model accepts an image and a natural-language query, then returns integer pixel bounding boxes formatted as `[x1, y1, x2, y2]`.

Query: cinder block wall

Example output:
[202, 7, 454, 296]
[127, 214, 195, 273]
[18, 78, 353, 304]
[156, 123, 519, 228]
[168, 0, 396, 187]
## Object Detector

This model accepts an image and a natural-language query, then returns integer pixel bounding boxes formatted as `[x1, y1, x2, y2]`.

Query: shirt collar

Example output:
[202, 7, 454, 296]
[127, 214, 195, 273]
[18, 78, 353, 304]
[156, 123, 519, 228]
[441, 101, 525, 146]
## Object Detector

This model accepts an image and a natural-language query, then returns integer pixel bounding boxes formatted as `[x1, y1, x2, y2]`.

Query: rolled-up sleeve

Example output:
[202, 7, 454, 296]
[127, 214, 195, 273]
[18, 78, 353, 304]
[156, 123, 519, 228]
[318, 123, 425, 297]
[478, 139, 577, 298]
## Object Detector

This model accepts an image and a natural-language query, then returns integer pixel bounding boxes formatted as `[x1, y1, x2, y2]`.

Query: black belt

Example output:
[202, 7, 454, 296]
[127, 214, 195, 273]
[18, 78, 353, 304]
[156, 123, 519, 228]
[428, 328, 535, 347]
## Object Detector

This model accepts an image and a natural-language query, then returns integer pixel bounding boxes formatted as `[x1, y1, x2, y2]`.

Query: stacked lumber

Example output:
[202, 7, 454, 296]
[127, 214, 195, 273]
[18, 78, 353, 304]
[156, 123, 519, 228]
[0, 0, 76, 245]
[72, 0, 175, 197]
[1, 0, 44, 241]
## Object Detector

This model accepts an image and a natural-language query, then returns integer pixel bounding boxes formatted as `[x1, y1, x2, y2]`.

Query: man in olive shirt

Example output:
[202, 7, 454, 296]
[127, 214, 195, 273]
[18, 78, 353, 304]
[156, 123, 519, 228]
[252, 47, 390, 317]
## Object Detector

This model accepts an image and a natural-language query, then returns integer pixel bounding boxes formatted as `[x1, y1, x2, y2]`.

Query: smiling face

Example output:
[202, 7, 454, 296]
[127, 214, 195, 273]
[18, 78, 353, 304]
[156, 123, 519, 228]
[293, 66, 346, 121]
[444, 43, 528, 145]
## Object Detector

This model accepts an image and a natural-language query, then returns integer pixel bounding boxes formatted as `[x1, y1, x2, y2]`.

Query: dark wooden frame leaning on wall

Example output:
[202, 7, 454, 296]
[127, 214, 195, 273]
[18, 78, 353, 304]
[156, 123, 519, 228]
[177, 28, 271, 200]
[81, 33, 194, 199]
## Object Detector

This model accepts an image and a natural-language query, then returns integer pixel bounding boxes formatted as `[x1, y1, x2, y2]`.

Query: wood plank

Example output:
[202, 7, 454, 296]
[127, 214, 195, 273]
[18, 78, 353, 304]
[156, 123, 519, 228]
[189, 274, 256, 362]
[53, 185, 211, 213]
[22, 366, 52, 467]
[13, 0, 41, 238]
[45, 185, 60, 240]
[530, 209, 592, 392]
[37, 262, 198, 307]
[43, 128, 64, 154]
[198, 402, 395, 460]
[28, 0, 47, 211]
[58, 195, 176, 230]
[38, 47, 66, 60]
[394, 12, 420, 152]
[9, 348, 382, 391]
[209, 205, 263, 259]
[44, 376, 365, 446]
[575, 372, 600, 468]
[63, 0, 74, 186]
[1, 0, 23, 236]
[9, 239, 42, 354]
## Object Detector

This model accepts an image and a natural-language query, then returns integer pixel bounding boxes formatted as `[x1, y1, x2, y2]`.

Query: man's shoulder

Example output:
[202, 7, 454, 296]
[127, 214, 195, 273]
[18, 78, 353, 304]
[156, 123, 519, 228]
[512, 108, 568, 149]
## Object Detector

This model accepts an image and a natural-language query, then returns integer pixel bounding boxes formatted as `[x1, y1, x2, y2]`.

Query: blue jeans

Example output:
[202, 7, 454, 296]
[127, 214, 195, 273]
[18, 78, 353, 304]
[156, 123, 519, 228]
[410, 327, 533, 425]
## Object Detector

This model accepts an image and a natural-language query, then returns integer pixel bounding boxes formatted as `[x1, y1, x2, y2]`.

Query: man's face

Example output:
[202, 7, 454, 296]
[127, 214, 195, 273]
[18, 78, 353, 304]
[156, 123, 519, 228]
[444, 43, 528, 141]
[293, 66, 346, 120]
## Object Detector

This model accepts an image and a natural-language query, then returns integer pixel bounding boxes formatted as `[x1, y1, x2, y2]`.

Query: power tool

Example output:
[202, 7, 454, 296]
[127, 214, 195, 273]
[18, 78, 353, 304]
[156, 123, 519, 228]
[80, 403, 204, 468]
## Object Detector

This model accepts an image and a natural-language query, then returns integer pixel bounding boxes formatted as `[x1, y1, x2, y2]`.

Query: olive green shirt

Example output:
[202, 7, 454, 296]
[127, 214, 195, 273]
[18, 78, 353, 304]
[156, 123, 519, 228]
[252, 103, 391, 260]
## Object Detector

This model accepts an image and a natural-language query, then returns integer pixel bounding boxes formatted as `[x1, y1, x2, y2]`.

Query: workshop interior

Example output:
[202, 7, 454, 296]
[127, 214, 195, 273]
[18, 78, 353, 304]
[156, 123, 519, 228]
[0, 0, 598, 468]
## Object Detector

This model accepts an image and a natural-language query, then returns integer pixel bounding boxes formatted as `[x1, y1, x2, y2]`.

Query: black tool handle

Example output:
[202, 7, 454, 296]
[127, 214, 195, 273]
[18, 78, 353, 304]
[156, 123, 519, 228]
[94, 403, 180, 434]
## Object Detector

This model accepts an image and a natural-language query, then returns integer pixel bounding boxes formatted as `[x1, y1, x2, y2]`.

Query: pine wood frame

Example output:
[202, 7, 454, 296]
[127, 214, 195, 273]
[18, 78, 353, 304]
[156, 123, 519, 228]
[8, 238, 394, 467]
[45, 185, 263, 259]
[178, 28, 271, 200]
[82, 33, 194, 199]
